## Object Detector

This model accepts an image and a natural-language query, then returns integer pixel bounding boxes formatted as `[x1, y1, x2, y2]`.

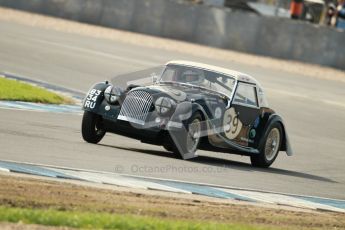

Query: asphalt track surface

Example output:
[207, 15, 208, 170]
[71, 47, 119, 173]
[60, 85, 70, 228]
[1, 20, 345, 199]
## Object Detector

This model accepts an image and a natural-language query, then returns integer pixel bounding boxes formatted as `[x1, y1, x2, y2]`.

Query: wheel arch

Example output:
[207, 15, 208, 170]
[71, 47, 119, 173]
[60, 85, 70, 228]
[82, 81, 109, 113]
[191, 103, 208, 121]
[260, 114, 293, 156]
[189, 103, 210, 146]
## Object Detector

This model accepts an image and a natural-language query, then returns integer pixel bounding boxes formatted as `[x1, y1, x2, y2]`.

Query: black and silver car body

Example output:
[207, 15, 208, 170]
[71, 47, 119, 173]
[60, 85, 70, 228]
[81, 60, 292, 167]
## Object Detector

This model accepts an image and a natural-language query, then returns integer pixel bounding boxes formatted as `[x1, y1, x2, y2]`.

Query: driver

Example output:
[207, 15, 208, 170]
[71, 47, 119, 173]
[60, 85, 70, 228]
[180, 69, 205, 86]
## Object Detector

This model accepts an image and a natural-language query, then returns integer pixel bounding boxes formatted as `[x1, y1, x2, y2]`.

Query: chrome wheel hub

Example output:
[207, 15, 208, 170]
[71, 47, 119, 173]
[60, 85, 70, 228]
[186, 118, 201, 153]
[264, 128, 280, 161]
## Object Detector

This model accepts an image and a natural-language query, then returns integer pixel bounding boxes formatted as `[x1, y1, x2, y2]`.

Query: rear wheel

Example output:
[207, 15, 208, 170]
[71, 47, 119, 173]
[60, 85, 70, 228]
[81, 111, 106, 144]
[250, 123, 282, 168]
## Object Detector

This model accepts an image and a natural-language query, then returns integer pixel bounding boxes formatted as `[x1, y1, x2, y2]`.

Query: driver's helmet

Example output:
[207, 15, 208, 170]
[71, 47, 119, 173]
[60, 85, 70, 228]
[180, 69, 205, 84]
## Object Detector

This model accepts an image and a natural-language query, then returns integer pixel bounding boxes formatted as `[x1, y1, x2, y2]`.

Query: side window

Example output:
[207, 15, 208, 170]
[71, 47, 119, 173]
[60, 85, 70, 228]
[233, 83, 258, 107]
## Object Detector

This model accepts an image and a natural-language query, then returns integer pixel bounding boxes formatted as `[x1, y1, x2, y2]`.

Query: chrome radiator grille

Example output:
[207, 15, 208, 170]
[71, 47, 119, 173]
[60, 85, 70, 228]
[118, 90, 153, 125]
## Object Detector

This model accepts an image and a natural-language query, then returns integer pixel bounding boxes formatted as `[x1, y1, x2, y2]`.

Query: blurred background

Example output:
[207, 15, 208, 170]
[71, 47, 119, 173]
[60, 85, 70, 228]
[184, 0, 345, 27]
[0, 0, 343, 70]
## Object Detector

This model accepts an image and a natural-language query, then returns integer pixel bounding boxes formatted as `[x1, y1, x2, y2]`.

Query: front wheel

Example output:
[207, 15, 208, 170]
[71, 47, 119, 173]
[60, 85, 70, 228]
[167, 112, 202, 159]
[81, 111, 106, 144]
[250, 123, 282, 168]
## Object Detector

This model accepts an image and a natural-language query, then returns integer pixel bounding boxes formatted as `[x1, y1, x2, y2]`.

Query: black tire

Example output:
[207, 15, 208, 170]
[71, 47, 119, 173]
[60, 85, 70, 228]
[81, 111, 106, 144]
[167, 112, 203, 159]
[163, 135, 174, 152]
[250, 122, 282, 168]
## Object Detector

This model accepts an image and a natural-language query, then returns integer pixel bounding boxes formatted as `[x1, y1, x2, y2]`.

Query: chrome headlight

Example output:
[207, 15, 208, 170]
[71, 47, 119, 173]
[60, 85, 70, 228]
[155, 97, 176, 115]
[104, 85, 122, 104]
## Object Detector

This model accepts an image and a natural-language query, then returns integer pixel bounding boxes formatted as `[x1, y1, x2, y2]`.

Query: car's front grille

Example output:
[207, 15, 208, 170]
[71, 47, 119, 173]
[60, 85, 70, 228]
[118, 90, 153, 125]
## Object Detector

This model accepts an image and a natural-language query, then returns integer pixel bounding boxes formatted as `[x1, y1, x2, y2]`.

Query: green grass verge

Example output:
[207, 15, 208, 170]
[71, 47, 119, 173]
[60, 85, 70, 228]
[0, 77, 73, 104]
[0, 206, 277, 230]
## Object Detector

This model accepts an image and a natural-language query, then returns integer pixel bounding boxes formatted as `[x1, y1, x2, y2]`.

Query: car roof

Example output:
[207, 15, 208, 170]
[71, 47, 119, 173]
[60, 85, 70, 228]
[166, 60, 259, 85]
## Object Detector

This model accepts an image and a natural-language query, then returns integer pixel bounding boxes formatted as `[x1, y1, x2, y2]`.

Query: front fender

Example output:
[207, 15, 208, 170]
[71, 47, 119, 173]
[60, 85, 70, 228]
[82, 82, 109, 113]
[259, 114, 293, 156]
[169, 102, 208, 121]
[167, 101, 210, 132]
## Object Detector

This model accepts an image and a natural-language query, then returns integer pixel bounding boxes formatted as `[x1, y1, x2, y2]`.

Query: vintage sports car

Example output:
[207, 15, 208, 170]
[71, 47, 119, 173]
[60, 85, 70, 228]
[81, 61, 292, 167]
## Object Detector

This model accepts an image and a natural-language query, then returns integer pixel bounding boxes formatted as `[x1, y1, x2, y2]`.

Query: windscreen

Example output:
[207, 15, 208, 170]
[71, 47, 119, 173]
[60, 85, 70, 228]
[160, 64, 236, 97]
[110, 66, 166, 88]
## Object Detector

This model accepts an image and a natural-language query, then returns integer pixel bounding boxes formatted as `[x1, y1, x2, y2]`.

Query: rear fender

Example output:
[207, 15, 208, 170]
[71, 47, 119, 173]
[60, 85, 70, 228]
[259, 114, 293, 156]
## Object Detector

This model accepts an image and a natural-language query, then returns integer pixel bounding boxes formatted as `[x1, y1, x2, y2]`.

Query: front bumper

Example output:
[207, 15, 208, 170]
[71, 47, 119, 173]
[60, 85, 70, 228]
[94, 99, 184, 144]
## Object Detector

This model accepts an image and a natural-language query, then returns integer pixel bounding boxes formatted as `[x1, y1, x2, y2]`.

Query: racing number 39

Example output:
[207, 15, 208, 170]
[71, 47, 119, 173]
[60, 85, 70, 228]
[84, 89, 101, 109]
[223, 107, 242, 139]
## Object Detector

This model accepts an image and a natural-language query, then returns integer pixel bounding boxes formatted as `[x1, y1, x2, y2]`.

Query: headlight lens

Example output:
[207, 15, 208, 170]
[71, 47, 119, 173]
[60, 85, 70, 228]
[155, 97, 176, 115]
[104, 85, 122, 104]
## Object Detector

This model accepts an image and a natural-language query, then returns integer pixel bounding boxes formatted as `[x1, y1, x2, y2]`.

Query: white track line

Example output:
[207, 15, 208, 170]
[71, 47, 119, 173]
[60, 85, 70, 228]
[2, 160, 344, 212]
[1, 159, 344, 204]
[32, 38, 158, 67]
[0, 167, 10, 172]
[266, 88, 345, 108]
[52, 168, 190, 194]
[217, 188, 344, 213]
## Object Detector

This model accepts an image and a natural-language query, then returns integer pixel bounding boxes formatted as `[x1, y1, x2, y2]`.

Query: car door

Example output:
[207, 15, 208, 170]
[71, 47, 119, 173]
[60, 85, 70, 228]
[223, 82, 260, 147]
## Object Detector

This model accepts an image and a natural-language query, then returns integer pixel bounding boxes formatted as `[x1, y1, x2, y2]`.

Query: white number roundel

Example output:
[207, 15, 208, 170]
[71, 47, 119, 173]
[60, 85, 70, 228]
[223, 107, 242, 140]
